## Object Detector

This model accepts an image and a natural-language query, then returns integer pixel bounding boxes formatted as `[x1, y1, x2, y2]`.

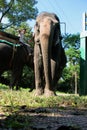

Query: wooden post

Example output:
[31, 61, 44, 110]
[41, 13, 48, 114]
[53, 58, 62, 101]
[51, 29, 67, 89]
[75, 72, 77, 94]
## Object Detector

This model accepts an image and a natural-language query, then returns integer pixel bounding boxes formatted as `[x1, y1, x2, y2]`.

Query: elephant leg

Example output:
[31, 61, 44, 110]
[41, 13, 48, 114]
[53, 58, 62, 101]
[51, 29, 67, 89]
[0, 72, 3, 84]
[51, 44, 62, 91]
[10, 67, 23, 90]
[34, 43, 44, 95]
[0, 71, 3, 81]
[51, 59, 61, 91]
[54, 47, 67, 84]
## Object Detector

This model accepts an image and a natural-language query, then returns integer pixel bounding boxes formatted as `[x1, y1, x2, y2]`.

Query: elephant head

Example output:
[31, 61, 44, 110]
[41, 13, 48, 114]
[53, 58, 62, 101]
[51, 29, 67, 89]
[34, 12, 66, 96]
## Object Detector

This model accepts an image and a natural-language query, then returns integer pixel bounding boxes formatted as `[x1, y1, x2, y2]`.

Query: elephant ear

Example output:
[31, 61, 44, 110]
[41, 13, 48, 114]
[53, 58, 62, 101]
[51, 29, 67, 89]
[53, 22, 62, 46]
[51, 17, 58, 24]
[60, 47, 67, 69]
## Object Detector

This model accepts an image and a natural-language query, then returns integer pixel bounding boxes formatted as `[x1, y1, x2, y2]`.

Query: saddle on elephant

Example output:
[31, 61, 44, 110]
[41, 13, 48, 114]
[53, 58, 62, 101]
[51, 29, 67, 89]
[0, 31, 20, 44]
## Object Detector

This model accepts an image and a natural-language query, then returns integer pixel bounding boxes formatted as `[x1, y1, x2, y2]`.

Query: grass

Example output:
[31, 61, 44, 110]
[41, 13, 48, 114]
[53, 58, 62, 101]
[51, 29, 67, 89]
[0, 84, 87, 109]
[0, 84, 87, 129]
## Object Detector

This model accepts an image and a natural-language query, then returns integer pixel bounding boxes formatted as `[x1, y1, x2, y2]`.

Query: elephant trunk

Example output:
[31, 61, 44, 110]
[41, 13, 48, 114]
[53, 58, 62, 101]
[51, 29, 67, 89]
[40, 20, 53, 91]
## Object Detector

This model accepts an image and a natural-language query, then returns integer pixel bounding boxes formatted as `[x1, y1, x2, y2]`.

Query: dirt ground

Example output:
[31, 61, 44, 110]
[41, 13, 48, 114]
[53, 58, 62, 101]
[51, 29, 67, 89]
[0, 107, 87, 130]
[28, 107, 87, 130]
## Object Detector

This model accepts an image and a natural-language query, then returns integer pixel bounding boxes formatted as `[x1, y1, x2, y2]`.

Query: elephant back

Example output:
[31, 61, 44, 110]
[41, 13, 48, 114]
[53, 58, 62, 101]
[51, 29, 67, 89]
[0, 31, 20, 44]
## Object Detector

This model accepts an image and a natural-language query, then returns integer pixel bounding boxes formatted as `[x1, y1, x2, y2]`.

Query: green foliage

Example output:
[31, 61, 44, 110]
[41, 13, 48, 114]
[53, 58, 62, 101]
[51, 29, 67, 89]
[64, 34, 80, 49]
[0, 0, 38, 29]
[1, 66, 34, 90]
[0, 83, 9, 89]
[59, 33, 80, 93]
[20, 66, 34, 89]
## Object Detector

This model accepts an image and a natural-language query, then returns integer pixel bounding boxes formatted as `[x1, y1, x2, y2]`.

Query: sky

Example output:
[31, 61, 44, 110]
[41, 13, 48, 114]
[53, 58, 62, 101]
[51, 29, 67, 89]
[28, 0, 87, 34]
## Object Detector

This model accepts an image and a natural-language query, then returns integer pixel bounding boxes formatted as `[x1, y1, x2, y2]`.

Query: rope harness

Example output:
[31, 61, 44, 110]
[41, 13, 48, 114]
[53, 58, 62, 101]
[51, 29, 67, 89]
[0, 39, 20, 47]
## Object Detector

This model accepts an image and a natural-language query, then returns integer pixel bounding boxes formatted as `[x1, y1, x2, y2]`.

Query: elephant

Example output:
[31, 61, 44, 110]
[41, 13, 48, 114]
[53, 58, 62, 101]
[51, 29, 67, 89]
[34, 12, 67, 96]
[0, 41, 33, 90]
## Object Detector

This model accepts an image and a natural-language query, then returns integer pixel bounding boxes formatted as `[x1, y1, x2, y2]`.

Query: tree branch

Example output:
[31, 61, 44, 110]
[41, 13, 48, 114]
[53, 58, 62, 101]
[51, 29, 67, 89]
[0, 0, 14, 22]
[0, 22, 13, 30]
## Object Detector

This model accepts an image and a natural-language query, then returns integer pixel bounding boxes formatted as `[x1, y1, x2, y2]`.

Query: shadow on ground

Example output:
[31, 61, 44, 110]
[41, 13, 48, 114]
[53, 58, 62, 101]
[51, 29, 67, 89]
[0, 106, 87, 130]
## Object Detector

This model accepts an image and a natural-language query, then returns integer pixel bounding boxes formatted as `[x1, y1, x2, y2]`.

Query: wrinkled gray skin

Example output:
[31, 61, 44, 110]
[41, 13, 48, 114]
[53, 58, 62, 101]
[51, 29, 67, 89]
[34, 12, 67, 96]
[0, 43, 33, 90]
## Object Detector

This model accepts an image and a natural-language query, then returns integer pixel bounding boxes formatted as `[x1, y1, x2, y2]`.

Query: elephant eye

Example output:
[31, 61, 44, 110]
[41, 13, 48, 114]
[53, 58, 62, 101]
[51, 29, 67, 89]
[36, 22, 38, 26]
[35, 22, 40, 33]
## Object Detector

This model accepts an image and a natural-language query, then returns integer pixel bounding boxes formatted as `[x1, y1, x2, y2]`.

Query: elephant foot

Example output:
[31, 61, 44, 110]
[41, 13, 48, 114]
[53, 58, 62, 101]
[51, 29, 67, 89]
[34, 88, 44, 96]
[44, 89, 56, 97]
[9, 86, 14, 90]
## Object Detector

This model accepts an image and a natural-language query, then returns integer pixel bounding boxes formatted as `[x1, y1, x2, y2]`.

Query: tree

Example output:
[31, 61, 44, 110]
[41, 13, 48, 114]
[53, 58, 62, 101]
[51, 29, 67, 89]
[0, 0, 38, 29]
[59, 33, 80, 93]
